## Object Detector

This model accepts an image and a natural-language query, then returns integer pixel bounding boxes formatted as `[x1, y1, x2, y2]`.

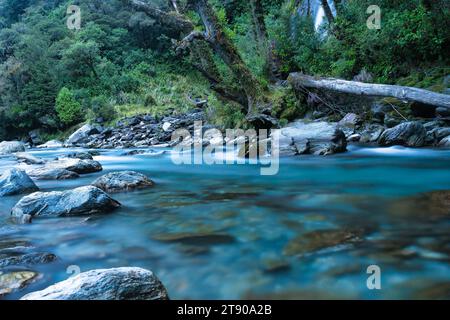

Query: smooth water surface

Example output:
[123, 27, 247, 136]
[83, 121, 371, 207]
[1, 146, 450, 299]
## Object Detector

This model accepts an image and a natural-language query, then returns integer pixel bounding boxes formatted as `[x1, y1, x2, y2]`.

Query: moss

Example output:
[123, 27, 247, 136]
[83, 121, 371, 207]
[270, 86, 306, 123]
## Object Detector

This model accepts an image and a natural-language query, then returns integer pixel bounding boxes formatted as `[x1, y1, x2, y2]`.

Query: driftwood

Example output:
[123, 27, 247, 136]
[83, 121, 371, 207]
[289, 73, 450, 110]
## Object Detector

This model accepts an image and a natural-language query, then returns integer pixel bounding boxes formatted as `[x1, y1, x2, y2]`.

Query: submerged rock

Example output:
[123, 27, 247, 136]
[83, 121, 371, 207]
[27, 167, 80, 180]
[44, 158, 102, 174]
[15, 153, 45, 165]
[0, 252, 57, 268]
[0, 169, 39, 197]
[0, 271, 39, 297]
[152, 232, 235, 246]
[92, 171, 154, 193]
[378, 122, 426, 147]
[11, 186, 121, 223]
[21, 267, 169, 300]
[283, 229, 364, 256]
[0, 141, 25, 154]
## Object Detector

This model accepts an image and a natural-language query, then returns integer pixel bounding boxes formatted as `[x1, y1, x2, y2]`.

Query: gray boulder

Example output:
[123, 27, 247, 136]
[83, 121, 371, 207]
[36, 140, 63, 149]
[20, 267, 169, 300]
[439, 136, 450, 148]
[273, 121, 347, 155]
[92, 171, 154, 193]
[66, 124, 101, 146]
[338, 113, 362, 129]
[0, 252, 57, 268]
[11, 186, 120, 223]
[378, 122, 426, 147]
[44, 158, 102, 174]
[27, 167, 80, 180]
[0, 169, 39, 197]
[0, 141, 25, 155]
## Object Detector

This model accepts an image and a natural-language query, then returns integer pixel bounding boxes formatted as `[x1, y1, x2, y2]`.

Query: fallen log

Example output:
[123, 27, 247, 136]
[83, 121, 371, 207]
[288, 73, 450, 110]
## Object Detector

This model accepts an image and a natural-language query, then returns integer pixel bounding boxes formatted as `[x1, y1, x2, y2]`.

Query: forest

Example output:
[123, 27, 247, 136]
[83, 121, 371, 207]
[0, 0, 449, 141]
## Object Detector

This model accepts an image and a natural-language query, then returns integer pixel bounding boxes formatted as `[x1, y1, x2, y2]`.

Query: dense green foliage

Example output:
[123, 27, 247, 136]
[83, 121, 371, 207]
[0, 0, 448, 140]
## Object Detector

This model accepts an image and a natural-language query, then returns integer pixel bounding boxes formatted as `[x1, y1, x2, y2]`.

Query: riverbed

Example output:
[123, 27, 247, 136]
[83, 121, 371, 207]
[1, 146, 450, 299]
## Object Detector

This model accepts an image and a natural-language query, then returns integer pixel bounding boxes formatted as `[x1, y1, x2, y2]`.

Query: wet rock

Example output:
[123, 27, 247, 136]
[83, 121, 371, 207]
[0, 169, 39, 197]
[436, 107, 450, 118]
[63, 152, 94, 160]
[66, 124, 101, 146]
[0, 141, 25, 155]
[0, 252, 57, 268]
[121, 150, 146, 156]
[92, 171, 154, 193]
[0, 271, 39, 297]
[360, 124, 385, 143]
[384, 115, 401, 128]
[274, 121, 347, 156]
[11, 186, 121, 223]
[21, 267, 168, 300]
[27, 167, 80, 180]
[44, 158, 102, 174]
[238, 140, 267, 159]
[439, 136, 450, 148]
[338, 113, 362, 129]
[15, 153, 45, 165]
[348, 134, 361, 142]
[283, 229, 364, 256]
[263, 259, 291, 274]
[378, 122, 426, 147]
[152, 232, 235, 246]
[36, 140, 63, 149]
[28, 130, 43, 146]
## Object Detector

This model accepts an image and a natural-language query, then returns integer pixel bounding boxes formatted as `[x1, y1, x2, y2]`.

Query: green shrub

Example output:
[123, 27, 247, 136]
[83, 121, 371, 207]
[55, 87, 83, 126]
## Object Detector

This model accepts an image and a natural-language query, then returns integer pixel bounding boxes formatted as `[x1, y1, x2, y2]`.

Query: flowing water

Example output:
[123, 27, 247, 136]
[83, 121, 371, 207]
[1, 146, 450, 299]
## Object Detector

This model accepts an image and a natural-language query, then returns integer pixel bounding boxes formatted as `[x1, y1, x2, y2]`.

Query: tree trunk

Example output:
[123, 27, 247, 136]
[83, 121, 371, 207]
[249, 0, 281, 82]
[320, 0, 334, 24]
[188, 0, 267, 115]
[288, 73, 450, 110]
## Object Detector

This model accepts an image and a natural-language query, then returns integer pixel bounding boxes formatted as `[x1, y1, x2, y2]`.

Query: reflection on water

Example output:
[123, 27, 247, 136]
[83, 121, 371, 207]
[0, 146, 450, 299]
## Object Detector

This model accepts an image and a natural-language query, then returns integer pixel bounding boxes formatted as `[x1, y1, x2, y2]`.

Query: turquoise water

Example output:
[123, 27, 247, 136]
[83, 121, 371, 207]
[1, 146, 450, 299]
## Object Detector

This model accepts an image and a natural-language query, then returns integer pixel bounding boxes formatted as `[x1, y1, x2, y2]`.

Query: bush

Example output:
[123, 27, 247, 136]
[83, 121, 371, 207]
[55, 87, 83, 126]
[89, 95, 117, 122]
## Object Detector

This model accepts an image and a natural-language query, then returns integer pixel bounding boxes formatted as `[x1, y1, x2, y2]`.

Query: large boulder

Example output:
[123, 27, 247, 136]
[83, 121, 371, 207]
[273, 121, 347, 156]
[378, 122, 426, 147]
[36, 140, 63, 149]
[0, 169, 39, 197]
[27, 167, 80, 180]
[21, 267, 169, 300]
[44, 158, 102, 174]
[92, 171, 154, 193]
[0, 141, 25, 155]
[66, 124, 101, 146]
[338, 113, 362, 129]
[11, 186, 121, 223]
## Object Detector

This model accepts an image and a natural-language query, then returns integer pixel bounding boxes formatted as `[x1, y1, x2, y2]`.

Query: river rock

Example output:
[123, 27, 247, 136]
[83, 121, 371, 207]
[273, 121, 347, 155]
[44, 158, 102, 174]
[378, 121, 426, 147]
[338, 113, 362, 129]
[360, 124, 385, 143]
[66, 124, 101, 146]
[27, 167, 80, 180]
[0, 252, 57, 268]
[62, 152, 94, 160]
[0, 271, 39, 297]
[439, 136, 450, 148]
[28, 130, 43, 146]
[15, 153, 45, 165]
[20, 267, 169, 300]
[0, 169, 39, 197]
[92, 171, 154, 193]
[0, 141, 25, 154]
[36, 140, 63, 148]
[436, 107, 450, 118]
[11, 186, 121, 223]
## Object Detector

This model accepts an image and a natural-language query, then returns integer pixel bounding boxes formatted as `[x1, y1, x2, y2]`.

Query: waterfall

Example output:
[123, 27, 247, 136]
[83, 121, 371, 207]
[295, 0, 336, 33]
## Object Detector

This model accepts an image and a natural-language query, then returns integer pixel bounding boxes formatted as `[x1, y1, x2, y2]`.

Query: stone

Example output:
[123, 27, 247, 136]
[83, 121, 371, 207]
[0, 169, 39, 197]
[436, 107, 450, 118]
[11, 186, 121, 223]
[66, 124, 101, 146]
[20, 267, 168, 300]
[0, 141, 25, 154]
[43, 158, 102, 174]
[27, 167, 80, 180]
[15, 152, 45, 165]
[378, 122, 427, 147]
[439, 136, 450, 148]
[28, 130, 43, 146]
[0, 271, 38, 297]
[92, 171, 154, 193]
[152, 232, 235, 246]
[348, 134, 361, 142]
[0, 252, 57, 268]
[162, 122, 172, 132]
[36, 140, 63, 149]
[64, 152, 94, 160]
[360, 124, 385, 143]
[338, 113, 362, 129]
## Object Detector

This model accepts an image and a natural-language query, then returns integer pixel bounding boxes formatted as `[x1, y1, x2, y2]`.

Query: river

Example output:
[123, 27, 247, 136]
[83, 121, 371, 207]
[1, 145, 450, 299]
